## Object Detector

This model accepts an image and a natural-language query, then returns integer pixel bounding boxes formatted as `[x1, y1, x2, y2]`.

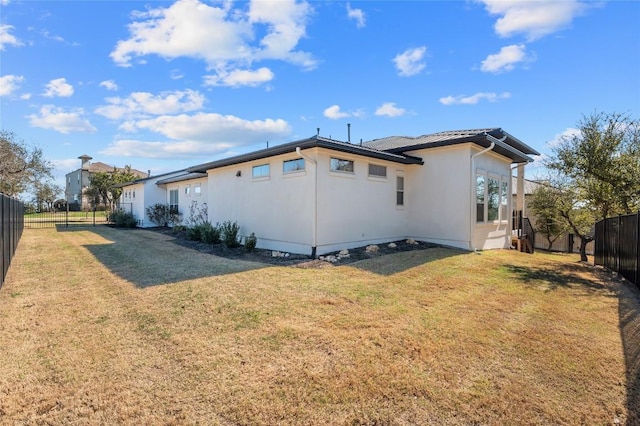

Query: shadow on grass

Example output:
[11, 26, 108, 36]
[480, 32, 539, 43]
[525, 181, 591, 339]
[505, 260, 640, 422]
[501, 263, 609, 293]
[349, 246, 467, 276]
[57, 226, 267, 288]
[617, 279, 640, 424]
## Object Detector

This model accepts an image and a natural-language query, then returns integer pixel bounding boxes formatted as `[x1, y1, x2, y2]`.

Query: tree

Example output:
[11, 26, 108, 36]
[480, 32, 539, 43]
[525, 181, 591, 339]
[529, 184, 569, 250]
[0, 130, 53, 196]
[543, 111, 639, 261]
[33, 181, 62, 212]
[86, 166, 138, 211]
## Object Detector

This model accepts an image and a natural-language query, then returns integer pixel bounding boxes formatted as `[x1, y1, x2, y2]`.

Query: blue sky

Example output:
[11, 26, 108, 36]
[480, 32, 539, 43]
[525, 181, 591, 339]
[1, 0, 639, 191]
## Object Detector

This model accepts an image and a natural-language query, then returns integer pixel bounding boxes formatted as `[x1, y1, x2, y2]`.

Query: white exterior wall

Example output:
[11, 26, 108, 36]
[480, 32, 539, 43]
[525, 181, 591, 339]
[165, 178, 208, 226]
[206, 152, 315, 255]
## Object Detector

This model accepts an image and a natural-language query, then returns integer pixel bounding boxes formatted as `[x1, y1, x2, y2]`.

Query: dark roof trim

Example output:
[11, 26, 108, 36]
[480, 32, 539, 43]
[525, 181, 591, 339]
[155, 172, 208, 185]
[187, 135, 423, 173]
[116, 169, 188, 188]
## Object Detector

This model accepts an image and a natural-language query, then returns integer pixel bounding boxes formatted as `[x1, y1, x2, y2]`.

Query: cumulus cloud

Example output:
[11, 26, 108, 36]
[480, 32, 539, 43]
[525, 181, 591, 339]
[0, 24, 23, 50]
[375, 102, 406, 117]
[439, 92, 511, 105]
[480, 44, 530, 73]
[28, 105, 97, 134]
[477, 0, 587, 41]
[546, 127, 581, 148]
[43, 78, 74, 98]
[346, 3, 365, 28]
[95, 89, 206, 120]
[393, 46, 427, 77]
[102, 112, 291, 158]
[0, 74, 24, 96]
[110, 0, 316, 73]
[323, 105, 364, 120]
[99, 80, 119, 91]
[203, 67, 274, 87]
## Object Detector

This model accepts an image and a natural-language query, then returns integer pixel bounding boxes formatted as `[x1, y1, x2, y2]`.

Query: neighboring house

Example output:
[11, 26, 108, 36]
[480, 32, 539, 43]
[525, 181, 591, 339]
[65, 155, 147, 211]
[120, 128, 539, 256]
[512, 177, 595, 255]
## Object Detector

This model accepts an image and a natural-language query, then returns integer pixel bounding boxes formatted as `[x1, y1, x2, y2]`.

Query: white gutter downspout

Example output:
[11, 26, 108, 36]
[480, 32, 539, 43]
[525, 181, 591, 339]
[469, 133, 505, 250]
[296, 147, 318, 257]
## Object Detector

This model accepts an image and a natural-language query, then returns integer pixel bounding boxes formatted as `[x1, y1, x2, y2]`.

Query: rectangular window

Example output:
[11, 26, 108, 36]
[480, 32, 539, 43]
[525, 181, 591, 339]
[488, 178, 500, 221]
[132, 190, 136, 200]
[476, 175, 485, 222]
[330, 157, 354, 173]
[194, 184, 201, 196]
[184, 185, 191, 196]
[283, 158, 305, 173]
[368, 164, 387, 177]
[396, 176, 404, 206]
[501, 180, 508, 221]
[252, 164, 270, 178]
[169, 189, 179, 214]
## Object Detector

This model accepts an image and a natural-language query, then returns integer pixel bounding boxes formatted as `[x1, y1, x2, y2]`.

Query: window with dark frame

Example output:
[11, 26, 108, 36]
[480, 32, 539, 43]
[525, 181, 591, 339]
[396, 176, 404, 206]
[330, 157, 354, 173]
[252, 164, 270, 178]
[169, 189, 179, 214]
[476, 175, 485, 222]
[283, 158, 305, 173]
[368, 163, 387, 177]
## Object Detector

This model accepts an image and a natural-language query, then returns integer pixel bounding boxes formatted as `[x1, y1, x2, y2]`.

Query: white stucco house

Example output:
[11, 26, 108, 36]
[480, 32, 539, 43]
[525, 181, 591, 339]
[119, 128, 539, 256]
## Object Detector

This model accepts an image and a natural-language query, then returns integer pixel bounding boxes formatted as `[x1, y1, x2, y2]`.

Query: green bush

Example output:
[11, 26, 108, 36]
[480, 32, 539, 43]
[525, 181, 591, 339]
[110, 210, 137, 228]
[244, 232, 257, 252]
[187, 222, 221, 244]
[220, 220, 241, 248]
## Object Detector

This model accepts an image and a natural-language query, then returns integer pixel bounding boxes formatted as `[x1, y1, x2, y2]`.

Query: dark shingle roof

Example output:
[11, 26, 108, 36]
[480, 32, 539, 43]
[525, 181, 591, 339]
[187, 135, 423, 173]
[364, 128, 540, 163]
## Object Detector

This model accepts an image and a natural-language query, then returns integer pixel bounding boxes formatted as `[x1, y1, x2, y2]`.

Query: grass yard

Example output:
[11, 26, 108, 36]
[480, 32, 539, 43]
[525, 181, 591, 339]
[0, 227, 638, 425]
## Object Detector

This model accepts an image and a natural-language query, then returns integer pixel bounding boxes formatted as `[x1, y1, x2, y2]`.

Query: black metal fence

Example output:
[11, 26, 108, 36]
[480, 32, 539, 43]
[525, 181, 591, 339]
[24, 208, 110, 229]
[1, 193, 24, 289]
[595, 212, 640, 288]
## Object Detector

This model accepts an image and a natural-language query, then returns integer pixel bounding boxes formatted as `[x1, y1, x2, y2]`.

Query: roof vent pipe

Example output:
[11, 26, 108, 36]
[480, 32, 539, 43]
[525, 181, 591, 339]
[317, 128, 320, 136]
[347, 123, 351, 143]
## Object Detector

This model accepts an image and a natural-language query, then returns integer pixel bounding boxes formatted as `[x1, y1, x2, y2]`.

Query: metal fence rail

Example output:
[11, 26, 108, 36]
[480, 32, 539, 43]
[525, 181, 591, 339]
[595, 212, 640, 288]
[23, 209, 109, 229]
[1, 193, 24, 289]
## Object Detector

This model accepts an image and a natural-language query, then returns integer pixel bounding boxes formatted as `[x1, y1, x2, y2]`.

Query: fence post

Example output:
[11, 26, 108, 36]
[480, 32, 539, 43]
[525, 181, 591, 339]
[637, 210, 639, 288]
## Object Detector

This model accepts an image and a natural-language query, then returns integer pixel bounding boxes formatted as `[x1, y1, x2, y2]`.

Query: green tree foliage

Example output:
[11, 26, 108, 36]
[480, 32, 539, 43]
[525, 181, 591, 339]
[33, 181, 62, 212]
[542, 111, 639, 261]
[529, 184, 569, 250]
[86, 165, 138, 210]
[0, 130, 53, 197]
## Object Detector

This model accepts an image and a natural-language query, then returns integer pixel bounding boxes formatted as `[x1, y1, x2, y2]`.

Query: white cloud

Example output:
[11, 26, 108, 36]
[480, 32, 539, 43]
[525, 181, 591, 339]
[99, 80, 119, 91]
[323, 105, 351, 120]
[0, 74, 24, 96]
[95, 89, 206, 120]
[110, 0, 316, 71]
[439, 92, 511, 105]
[43, 78, 74, 98]
[346, 3, 365, 28]
[477, 0, 587, 41]
[0, 24, 23, 50]
[546, 127, 581, 148]
[480, 44, 530, 73]
[393, 46, 427, 77]
[375, 102, 406, 118]
[28, 105, 97, 134]
[203, 67, 274, 87]
[53, 158, 84, 173]
[102, 112, 291, 158]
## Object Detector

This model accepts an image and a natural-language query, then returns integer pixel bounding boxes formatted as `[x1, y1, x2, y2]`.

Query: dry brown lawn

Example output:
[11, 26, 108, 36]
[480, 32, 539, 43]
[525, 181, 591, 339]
[0, 227, 638, 425]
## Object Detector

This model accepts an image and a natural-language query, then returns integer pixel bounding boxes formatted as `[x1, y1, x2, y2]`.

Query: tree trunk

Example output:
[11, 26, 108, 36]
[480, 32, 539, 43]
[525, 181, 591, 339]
[578, 237, 589, 262]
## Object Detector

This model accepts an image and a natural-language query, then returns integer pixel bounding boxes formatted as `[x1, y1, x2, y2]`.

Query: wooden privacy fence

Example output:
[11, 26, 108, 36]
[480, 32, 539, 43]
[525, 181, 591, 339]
[595, 212, 640, 288]
[1, 193, 24, 289]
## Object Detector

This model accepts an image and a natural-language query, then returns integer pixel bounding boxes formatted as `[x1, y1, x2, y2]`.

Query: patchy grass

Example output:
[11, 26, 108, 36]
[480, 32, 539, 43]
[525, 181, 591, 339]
[0, 227, 637, 425]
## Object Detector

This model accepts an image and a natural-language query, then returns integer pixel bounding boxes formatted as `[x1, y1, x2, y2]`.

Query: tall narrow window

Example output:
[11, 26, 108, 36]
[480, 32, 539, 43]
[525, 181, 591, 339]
[396, 176, 404, 206]
[194, 183, 201, 196]
[501, 180, 508, 221]
[184, 185, 191, 196]
[488, 178, 500, 221]
[169, 189, 179, 214]
[476, 175, 485, 222]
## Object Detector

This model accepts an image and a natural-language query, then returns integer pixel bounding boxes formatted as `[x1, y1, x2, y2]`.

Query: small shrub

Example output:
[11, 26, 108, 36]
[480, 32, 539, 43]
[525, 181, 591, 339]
[220, 220, 241, 248]
[200, 222, 221, 244]
[245, 233, 257, 252]
[186, 225, 202, 241]
[110, 210, 137, 228]
[146, 203, 181, 227]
